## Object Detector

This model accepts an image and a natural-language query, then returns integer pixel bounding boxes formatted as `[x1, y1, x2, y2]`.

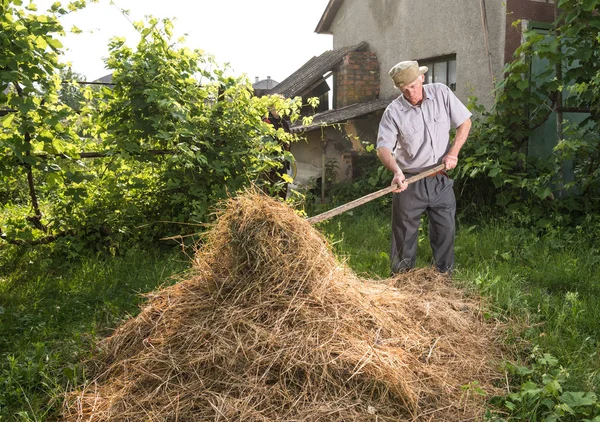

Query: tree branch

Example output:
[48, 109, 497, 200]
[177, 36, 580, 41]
[0, 227, 76, 246]
[15, 81, 48, 233]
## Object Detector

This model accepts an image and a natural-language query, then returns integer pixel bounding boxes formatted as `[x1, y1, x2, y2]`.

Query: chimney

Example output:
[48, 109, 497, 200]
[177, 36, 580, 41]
[255, 76, 259, 83]
[335, 51, 380, 108]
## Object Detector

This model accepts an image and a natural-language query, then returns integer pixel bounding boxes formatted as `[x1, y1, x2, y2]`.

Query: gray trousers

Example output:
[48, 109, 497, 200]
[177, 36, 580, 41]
[390, 173, 456, 273]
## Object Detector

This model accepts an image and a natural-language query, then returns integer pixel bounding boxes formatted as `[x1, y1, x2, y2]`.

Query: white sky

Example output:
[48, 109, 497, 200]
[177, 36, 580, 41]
[38, 0, 333, 83]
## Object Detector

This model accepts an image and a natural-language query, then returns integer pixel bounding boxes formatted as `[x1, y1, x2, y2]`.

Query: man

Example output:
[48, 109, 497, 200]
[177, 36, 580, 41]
[376, 60, 472, 274]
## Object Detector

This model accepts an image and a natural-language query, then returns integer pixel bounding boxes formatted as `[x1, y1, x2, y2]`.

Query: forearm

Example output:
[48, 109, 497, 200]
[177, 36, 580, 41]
[377, 146, 407, 191]
[377, 147, 402, 175]
[447, 118, 472, 157]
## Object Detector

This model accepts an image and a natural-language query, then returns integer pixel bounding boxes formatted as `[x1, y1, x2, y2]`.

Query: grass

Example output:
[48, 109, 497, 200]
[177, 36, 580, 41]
[0, 244, 190, 421]
[317, 202, 600, 397]
[1, 198, 600, 420]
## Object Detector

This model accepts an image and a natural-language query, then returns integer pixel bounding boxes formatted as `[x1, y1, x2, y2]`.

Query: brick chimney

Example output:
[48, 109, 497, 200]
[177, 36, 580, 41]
[335, 51, 380, 108]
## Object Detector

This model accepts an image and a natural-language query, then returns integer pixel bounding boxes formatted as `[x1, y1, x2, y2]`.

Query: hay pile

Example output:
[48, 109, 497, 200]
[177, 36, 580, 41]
[64, 190, 503, 421]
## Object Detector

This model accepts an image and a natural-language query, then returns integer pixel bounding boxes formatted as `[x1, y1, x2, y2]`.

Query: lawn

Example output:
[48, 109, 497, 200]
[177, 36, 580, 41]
[1, 199, 599, 420]
[319, 203, 600, 394]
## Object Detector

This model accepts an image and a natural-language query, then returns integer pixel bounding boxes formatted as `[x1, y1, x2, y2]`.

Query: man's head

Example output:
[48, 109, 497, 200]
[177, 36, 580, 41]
[389, 60, 428, 105]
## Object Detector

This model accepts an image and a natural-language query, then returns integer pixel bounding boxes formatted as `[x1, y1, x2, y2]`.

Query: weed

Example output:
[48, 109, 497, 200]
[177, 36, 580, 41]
[487, 349, 600, 421]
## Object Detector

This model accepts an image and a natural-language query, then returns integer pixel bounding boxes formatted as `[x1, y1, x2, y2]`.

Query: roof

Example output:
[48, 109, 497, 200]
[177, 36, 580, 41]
[315, 0, 344, 34]
[94, 73, 113, 84]
[253, 78, 279, 90]
[266, 41, 368, 99]
[290, 98, 392, 133]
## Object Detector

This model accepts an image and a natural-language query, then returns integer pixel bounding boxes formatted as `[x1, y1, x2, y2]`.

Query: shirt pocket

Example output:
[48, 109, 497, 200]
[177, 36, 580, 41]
[397, 123, 420, 158]
[433, 113, 451, 137]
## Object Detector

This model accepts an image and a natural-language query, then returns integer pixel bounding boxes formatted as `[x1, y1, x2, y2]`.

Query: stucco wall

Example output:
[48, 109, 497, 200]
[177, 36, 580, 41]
[291, 115, 382, 184]
[328, 0, 507, 109]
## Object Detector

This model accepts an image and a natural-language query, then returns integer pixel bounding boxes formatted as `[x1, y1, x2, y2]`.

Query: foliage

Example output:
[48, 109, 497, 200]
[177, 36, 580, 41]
[57, 67, 86, 110]
[321, 150, 391, 208]
[0, 0, 303, 251]
[488, 349, 600, 421]
[453, 0, 600, 224]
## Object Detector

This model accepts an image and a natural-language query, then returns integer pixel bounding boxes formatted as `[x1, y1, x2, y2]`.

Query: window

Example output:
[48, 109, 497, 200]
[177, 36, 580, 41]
[421, 55, 457, 91]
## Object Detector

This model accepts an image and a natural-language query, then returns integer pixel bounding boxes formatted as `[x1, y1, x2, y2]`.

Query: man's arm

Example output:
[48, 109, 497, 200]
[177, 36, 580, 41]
[377, 147, 408, 192]
[443, 118, 472, 170]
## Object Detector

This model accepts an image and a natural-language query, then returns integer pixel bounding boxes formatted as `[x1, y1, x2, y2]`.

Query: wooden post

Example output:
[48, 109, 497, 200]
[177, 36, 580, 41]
[321, 140, 327, 204]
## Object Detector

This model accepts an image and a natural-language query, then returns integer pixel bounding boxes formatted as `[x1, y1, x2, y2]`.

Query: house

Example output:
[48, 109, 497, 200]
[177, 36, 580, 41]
[266, 0, 556, 195]
[252, 76, 279, 97]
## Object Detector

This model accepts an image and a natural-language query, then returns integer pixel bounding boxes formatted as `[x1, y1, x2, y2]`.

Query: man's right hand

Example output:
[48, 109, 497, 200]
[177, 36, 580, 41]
[391, 171, 408, 193]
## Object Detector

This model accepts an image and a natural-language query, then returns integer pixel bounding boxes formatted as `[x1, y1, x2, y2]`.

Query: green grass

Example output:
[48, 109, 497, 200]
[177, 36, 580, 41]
[2, 200, 600, 420]
[318, 203, 600, 398]
[0, 244, 190, 421]
[314, 199, 436, 278]
[455, 223, 600, 393]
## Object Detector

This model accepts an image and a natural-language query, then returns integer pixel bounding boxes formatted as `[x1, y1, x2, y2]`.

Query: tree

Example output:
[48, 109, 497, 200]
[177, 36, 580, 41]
[1, 0, 303, 249]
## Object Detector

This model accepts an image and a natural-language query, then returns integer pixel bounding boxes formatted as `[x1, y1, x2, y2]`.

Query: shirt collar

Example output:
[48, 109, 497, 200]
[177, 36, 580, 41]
[396, 84, 435, 111]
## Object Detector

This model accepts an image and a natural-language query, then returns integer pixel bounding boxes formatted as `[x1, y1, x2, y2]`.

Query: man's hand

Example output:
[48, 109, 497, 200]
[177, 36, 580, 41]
[443, 154, 458, 170]
[391, 171, 408, 193]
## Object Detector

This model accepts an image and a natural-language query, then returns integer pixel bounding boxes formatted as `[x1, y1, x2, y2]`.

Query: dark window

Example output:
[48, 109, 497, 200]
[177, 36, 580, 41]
[421, 55, 457, 91]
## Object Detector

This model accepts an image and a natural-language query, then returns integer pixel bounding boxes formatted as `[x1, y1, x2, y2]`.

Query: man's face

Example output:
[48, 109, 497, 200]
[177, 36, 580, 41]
[399, 75, 424, 106]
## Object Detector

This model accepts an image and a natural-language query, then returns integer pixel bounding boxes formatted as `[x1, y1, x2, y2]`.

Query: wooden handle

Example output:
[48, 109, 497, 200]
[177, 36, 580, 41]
[307, 164, 446, 225]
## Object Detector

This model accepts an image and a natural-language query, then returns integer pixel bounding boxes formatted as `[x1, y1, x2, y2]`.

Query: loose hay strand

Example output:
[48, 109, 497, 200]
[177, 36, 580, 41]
[64, 188, 503, 421]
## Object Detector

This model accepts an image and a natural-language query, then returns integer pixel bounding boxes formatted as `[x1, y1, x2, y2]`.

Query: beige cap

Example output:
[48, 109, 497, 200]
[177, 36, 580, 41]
[389, 60, 429, 87]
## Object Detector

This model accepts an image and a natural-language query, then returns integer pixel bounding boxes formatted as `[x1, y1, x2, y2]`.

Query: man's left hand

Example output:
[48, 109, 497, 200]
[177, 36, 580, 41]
[443, 154, 458, 170]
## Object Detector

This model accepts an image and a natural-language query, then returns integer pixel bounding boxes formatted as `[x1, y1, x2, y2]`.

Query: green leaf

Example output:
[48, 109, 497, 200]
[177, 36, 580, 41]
[1, 113, 15, 128]
[582, 0, 597, 11]
[556, 402, 576, 415]
[544, 380, 563, 396]
[35, 36, 48, 49]
[46, 172, 62, 188]
[522, 381, 542, 397]
[488, 167, 501, 178]
[541, 398, 556, 409]
[536, 187, 552, 200]
[539, 354, 559, 367]
[517, 79, 529, 91]
[514, 365, 535, 376]
[560, 391, 598, 408]
[52, 138, 65, 153]
[48, 38, 63, 49]
[65, 171, 86, 183]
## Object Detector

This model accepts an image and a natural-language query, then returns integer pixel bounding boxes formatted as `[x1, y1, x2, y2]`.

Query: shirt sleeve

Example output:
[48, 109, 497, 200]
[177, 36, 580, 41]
[445, 86, 472, 128]
[376, 107, 399, 151]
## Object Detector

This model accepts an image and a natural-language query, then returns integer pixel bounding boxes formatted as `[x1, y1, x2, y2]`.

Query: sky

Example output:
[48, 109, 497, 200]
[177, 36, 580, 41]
[38, 0, 333, 83]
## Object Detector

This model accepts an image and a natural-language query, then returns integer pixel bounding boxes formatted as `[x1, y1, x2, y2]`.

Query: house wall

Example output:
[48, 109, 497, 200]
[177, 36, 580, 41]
[292, 114, 382, 184]
[327, 0, 508, 109]
[504, 0, 555, 63]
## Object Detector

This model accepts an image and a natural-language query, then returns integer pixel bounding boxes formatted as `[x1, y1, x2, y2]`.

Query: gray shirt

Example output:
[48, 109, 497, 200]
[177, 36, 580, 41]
[376, 83, 472, 173]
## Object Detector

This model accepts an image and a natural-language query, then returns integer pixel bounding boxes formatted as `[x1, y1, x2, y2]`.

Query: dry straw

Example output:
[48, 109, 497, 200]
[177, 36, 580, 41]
[64, 189, 504, 421]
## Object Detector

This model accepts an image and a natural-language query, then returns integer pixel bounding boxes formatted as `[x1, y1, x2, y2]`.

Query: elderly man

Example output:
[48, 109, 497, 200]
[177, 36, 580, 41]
[376, 60, 472, 274]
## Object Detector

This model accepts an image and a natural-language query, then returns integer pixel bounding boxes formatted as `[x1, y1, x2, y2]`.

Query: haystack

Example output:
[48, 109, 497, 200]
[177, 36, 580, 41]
[64, 190, 503, 421]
